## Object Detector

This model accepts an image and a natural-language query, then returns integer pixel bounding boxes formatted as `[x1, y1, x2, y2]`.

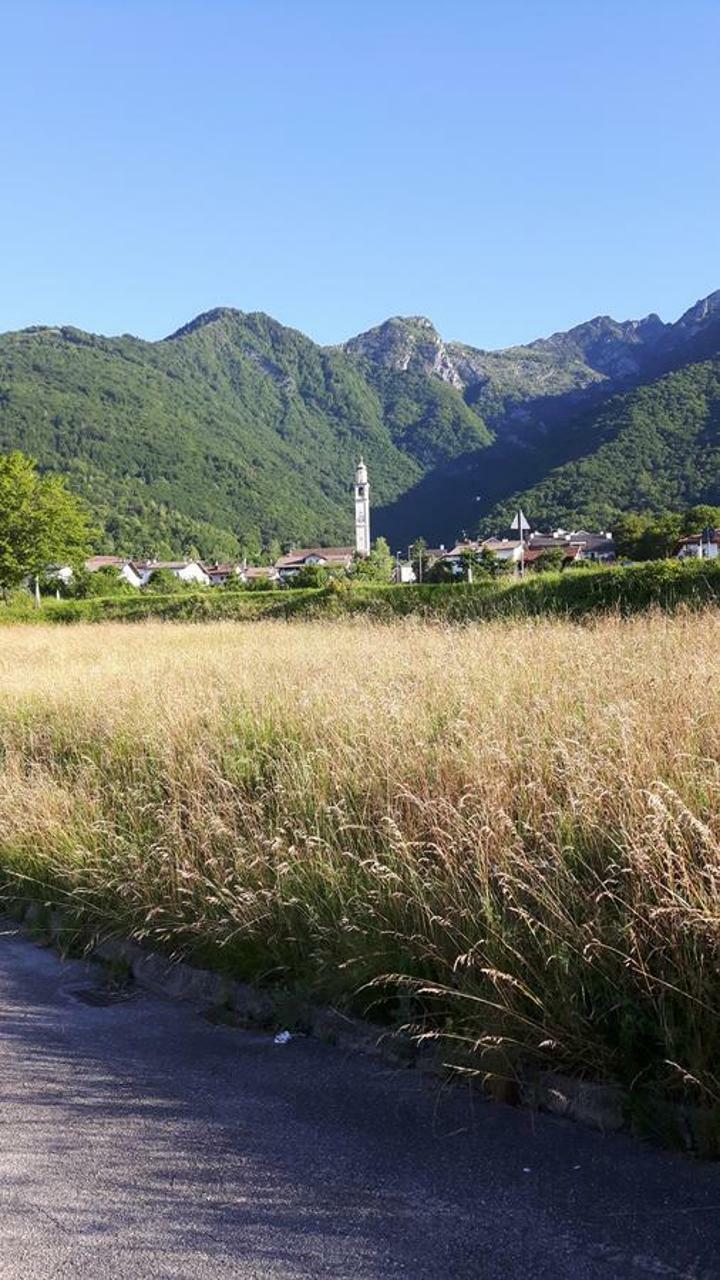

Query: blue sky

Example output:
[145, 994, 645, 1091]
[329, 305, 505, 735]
[1, 0, 718, 348]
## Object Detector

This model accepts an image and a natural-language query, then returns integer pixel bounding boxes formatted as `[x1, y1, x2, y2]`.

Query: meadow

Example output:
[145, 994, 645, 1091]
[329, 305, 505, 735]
[1, 613, 720, 1146]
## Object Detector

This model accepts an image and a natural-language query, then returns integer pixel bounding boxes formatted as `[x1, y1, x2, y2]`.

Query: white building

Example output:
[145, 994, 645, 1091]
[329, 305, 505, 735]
[242, 565, 280, 585]
[203, 562, 242, 586]
[442, 538, 525, 573]
[355, 458, 370, 556]
[548, 530, 616, 562]
[130, 560, 211, 587]
[393, 561, 416, 584]
[119, 562, 144, 588]
[675, 531, 720, 560]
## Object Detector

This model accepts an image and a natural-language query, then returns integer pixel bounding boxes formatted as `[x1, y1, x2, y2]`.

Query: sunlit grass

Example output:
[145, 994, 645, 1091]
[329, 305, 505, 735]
[2, 614, 720, 1135]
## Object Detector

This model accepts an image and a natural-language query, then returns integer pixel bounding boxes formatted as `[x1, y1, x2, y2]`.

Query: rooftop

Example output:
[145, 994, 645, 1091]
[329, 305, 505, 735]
[276, 547, 355, 568]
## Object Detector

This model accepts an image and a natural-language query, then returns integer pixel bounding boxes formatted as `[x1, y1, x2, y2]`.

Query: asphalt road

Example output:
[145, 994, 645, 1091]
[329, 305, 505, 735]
[1, 927, 720, 1279]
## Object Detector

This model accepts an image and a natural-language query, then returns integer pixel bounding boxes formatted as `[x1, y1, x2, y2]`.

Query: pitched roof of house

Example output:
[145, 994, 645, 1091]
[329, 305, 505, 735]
[676, 529, 720, 546]
[134, 560, 205, 572]
[85, 555, 126, 571]
[244, 565, 278, 579]
[523, 545, 581, 564]
[568, 532, 615, 550]
[444, 541, 481, 557]
[275, 547, 354, 569]
[479, 538, 523, 552]
[527, 533, 571, 548]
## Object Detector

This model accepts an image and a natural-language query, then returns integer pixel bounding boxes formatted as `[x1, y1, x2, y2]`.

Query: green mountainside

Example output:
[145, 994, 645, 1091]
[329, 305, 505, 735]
[0, 290, 719, 554]
[0, 309, 489, 557]
[479, 359, 720, 533]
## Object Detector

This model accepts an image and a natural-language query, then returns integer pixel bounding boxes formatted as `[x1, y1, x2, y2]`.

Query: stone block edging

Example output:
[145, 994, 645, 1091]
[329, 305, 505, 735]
[8, 898, 643, 1141]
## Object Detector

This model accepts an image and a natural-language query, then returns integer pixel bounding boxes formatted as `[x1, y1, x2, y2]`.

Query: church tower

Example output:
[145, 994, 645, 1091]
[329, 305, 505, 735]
[354, 457, 371, 556]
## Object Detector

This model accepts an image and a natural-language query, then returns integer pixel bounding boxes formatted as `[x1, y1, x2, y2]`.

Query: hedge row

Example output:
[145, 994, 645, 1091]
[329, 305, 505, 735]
[5, 558, 720, 625]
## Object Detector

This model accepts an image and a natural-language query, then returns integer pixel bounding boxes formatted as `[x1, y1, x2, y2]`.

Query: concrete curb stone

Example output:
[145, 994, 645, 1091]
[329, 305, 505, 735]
[4, 897, 663, 1143]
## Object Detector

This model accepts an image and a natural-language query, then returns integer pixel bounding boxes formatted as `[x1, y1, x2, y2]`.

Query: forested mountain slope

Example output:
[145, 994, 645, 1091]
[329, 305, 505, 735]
[0, 309, 489, 556]
[0, 289, 719, 554]
[479, 359, 720, 533]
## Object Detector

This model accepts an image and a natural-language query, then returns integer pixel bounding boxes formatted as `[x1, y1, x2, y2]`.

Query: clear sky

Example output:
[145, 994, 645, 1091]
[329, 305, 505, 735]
[1, 0, 718, 349]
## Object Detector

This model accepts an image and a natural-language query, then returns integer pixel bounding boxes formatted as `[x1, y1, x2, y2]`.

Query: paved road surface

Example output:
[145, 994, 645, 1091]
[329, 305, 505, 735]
[1, 926, 720, 1279]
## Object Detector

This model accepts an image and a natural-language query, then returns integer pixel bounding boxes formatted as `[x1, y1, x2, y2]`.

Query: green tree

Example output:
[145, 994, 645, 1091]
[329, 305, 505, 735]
[458, 547, 479, 581]
[0, 452, 92, 599]
[290, 564, 328, 589]
[681, 505, 720, 535]
[476, 546, 512, 578]
[425, 558, 456, 583]
[266, 538, 282, 565]
[353, 536, 394, 583]
[144, 567, 183, 593]
[613, 512, 682, 561]
[636, 514, 682, 561]
[533, 547, 565, 573]
[409, 537, 429, 581]
[69, 565, 133, 598]
[613, 513, 651, 560]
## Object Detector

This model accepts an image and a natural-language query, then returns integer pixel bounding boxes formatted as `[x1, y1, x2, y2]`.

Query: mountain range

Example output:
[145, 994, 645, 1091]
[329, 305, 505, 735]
[1, 289, 719, 556]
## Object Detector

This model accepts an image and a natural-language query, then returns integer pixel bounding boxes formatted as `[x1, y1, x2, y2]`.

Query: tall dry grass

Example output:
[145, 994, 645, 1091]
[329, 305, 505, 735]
[1, 614, 719, 1133]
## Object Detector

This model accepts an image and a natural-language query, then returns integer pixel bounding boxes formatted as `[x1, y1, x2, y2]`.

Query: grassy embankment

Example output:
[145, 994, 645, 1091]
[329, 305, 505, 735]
[6, 557, 720, 625]
[1, 614, 720, 1148]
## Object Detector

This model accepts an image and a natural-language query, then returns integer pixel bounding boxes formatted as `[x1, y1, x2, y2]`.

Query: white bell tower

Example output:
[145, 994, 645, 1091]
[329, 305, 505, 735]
[354, 457, 371, 556]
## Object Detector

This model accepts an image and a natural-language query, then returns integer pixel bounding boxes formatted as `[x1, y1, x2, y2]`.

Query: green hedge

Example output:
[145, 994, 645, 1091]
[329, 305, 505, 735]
[5, 559, 720, 625]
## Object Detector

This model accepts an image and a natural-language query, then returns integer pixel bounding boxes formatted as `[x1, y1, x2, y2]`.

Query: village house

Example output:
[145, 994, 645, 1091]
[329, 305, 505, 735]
[479, 537, 525, 563]
[203, 562, 241, 587]
[275, 547, 355, 583]
[442, 538, 524, 573]
[117, 562, 144, 588]
[560, 531, 615, 561]
[85, 555, 127, 573]
[522, 544, 582, 569]
[438, 529, 615, 575]
[45, 555, 136, 588]
[129, 559, 211, 587]
[526, 530, 615, 561]
[674, 529, 720, 560]
[242, 565, 280, 585]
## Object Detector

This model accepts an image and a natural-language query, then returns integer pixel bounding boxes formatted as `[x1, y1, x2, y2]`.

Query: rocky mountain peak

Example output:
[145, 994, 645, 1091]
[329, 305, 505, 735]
[342, 315, 464, 387]
[671, 289, 720, 334]
[525, 312, 670, 379]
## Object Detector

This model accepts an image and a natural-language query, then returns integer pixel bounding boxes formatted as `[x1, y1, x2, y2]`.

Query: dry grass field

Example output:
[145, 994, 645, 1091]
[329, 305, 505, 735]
[1, 614, 719, 1139]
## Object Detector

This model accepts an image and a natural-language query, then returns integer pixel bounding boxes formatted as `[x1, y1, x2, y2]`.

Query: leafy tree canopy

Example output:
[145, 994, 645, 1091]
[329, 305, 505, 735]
[353, 536, 394, 583]
[0, 451, 92, 595]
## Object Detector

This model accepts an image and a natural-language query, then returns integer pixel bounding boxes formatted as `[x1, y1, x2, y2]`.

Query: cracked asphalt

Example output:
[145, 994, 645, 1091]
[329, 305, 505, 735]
[1, 925, 720, 1279]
